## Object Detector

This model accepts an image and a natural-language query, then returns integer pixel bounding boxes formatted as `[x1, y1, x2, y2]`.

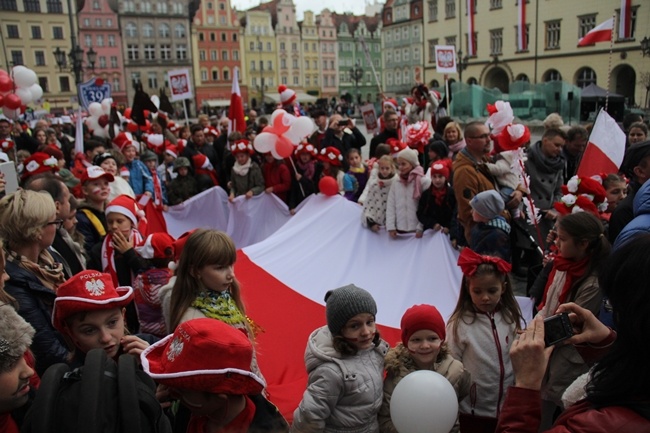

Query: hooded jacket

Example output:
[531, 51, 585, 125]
[613, 179, 650, 249]
[291, 326, 389, 433]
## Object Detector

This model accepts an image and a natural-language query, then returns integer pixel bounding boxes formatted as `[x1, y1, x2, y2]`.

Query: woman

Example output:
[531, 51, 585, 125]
[496, 234, 650, 432]
[0, 189, 70, 375]
[33, 128, 48, 151]
[443, 122, 466, 159]
[628, 121, 648, 146]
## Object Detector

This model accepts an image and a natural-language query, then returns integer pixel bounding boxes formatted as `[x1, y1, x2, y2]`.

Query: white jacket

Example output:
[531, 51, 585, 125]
[385, 175, 430, 232]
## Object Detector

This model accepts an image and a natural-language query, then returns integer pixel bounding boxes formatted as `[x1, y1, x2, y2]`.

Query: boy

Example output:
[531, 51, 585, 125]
[112, 132, 154, 197]
[469, 190, 511, 261]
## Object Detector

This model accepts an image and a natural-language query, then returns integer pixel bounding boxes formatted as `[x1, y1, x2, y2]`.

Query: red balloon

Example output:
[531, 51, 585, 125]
[0, 69, 8, 77]
[4, 93, 21, 110]
[126, 121, 139, 133]
[0, 75, 13, 93]
[143, 109, 150, 118]
[319, 176, 339, 197]
[0, 95, 4, 107]
[275, 135, 294, 158]
[123, 107, 132, 119]
[98, 114, 109, 128]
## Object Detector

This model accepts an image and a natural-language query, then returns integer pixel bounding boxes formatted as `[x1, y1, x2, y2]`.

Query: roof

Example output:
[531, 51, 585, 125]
[332, 12, 381, 35]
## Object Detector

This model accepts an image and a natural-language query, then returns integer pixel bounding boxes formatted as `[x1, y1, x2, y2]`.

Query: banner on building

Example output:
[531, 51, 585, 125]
[167, 69, 193, 101]
[360, 103, 379, 135]
[434, 45, 458, 74]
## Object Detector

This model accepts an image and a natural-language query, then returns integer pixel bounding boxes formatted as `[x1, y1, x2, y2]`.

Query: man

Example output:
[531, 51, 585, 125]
[308, 110, 329, 151]
[50, 118, 74, 167]
[369, 110, 399, 158]
[246, 109, 257, 127]
[321, 114, 366, 161]
[182, 124, 220, 174]
[525, 128, 567, 248]
[562, 125, 588, 182]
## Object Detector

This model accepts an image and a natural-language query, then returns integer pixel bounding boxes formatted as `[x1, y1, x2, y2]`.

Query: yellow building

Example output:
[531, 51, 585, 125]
[240, 9, 278, 109]
[301, 11, 321, 97]
[423, 0, 649, 110]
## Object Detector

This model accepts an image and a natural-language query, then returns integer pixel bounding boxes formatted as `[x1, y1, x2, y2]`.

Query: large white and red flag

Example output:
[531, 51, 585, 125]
[517, 0, 527, 51]
[229, 67, 246, 134]
[466, 0, 476, 56]
[619, 0, 632, 40]
[577, 109, 626, 178]
[578, 18, 614, 47]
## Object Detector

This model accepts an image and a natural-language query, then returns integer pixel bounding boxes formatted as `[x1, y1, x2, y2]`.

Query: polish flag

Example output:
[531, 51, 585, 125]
[517, 0, 527, 51]
[577, 109, 626, 178]
[466, 0, 476, 56]
[619, 0, 632, 40]
[578, 18, 614, 47]
[229, 67, 246, 134]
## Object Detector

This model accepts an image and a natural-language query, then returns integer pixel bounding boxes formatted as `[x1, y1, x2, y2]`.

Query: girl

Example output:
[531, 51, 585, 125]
[386, 147, 431, 238]
[601, 173, 627, 221]
[345, 148, 369, 203]
[292, 285, 389, 433]
[379, 304, 471, 433]
[52, 270, 151, 365]
[167, 229, 264, 380]
[93, 151, 136, 202]
[417, 161, 457, 238]
[316, 146, 346, 194]
[228, 139, 265, 202]
[446, 248, 523, 433]
[362, 155, 397, 232]
[288, 142, 318, 212]
[628, 121, 648, 145]
[262, 152, 292, 204]
[536, 211, 610, 428]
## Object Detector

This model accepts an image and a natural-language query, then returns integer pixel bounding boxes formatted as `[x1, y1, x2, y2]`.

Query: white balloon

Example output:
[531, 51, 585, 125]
[285, 116, 315, 143]
[28, 83, 43, 101]
[253, 132, 276, 153]
[15, 87, 32, 105]
[2, 106, 19, 120]
[88, 102, 103, 118]
[13, 66, 37, 88]
[269, 109, 285, 124]
[390, 370, 459, 433]
[101, 98, 113, 115]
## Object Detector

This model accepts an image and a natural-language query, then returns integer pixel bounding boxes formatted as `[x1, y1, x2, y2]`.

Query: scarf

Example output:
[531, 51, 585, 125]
[232, 158, 251, 177]
[430, 184, 448, 206]
[101, 229, 145, 286]
[296, 158, 315, 180]
[191, 289, 247, 327]
[151, 170, 163, 207]
[448, 138, 466, 157]
[538, 255, 590, 313]
[527, 141, 565, 174]
[6, 248, 65, 293]
[377, 173, 396, 189]
[400, 166, 425, 200]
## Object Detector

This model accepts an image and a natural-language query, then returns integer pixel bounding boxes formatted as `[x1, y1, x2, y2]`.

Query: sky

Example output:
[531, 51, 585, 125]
[231, 0, 372, 20]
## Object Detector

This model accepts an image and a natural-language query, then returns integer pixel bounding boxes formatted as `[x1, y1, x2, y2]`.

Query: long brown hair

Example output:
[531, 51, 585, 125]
[168, 229, 246, 332]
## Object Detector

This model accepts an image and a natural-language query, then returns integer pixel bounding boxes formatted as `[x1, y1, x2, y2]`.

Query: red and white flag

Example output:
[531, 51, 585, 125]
[577, 109, 626, 178]
[229, 67, 246, 134]
[517, 0, 527, 51]
[466, 0, 476, 56]
[578, 18, 614, 47]
[619, 0, 632, 39]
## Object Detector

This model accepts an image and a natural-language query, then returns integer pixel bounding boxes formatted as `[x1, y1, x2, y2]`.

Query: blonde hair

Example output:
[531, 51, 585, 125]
[543, 113, 564, 130]
[443, 122, 463, 142]
[0, 190, 57, 248]
[377, 155, 396, 176]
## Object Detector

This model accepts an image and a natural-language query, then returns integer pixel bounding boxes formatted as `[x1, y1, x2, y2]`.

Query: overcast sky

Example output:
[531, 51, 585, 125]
[231, 0, 373, 20]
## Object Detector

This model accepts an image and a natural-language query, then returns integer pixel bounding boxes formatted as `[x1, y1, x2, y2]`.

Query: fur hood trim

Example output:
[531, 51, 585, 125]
[384, 342, 450, 377]
[0, 303, 35, 368]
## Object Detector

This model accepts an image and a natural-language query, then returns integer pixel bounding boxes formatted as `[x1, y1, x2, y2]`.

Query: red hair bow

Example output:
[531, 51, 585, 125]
[457, 248, 512, 276]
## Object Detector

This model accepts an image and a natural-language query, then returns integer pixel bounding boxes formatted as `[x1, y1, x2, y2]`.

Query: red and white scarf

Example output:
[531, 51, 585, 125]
[151, 171, 164, 208]
[101, 229, 145, 286]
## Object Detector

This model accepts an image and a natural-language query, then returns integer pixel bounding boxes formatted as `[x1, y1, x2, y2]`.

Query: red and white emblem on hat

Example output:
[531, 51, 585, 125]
[85, 278, 106, 296]
[166, 336, 184, 362]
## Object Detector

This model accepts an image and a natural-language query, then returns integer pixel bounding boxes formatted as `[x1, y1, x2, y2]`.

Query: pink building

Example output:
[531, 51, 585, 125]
[316, 9, 338, 98]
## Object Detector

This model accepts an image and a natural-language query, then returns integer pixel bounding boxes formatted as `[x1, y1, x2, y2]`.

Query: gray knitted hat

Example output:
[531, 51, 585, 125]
[396, 147, 420, 168]
[325, 284, 377, 336]
[470, 190, 505, 220]
[0, 303, 35, 371]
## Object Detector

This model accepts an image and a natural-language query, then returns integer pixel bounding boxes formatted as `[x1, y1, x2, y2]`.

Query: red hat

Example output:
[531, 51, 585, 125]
[165, 144, 178, 158]
[319, 146, 343, 166]
[203, 126, 219, 137]
[387, 138, 407, 156]
[400, 304, 446, 347]
[105, 194, 145, 227]
[230, 139, 254, 155]
[141, 318, 265, 395]
[22, 152, 59, 180]
[135, 232, 175, 259]
[52, 270, 134, 332]
[383, 98, 398, 111]
[294, 142, 317, 157]
[278, 85, 296, 106]
[168, 121, 180, 134]
[192, 153, 213, 170]
[112, 132, 138, 153]
[80, 165, 115, 185]
[429, 162, 450, 180]
[0, 138, 14, 151]
[405, 121, 431, 153]
[494, 123, 530, 153]
[554, 175, 608, 216]
[169, 229, 196, 270]
[43, 145, 64, 160]
[176, 138, 187, 155]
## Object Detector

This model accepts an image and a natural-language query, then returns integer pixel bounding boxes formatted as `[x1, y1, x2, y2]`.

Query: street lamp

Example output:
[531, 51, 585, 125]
[53, 45, 96, 85]
[349, 60, 363, 106]
[457, 49, 469, 82]
[641, 36, 650, 57]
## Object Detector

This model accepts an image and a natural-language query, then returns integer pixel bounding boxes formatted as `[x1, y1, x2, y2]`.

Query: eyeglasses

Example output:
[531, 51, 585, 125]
[467, 134, 490, 140]
[45, 219, 64, 230]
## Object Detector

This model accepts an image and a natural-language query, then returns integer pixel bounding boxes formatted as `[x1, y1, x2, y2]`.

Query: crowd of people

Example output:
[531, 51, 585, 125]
[0, 88, 649, 433]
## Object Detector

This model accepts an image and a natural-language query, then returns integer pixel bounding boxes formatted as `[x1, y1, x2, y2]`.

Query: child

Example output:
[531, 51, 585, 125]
[167, 157, 198, 205]
[142, 318, 289, 433]
[192, 154, 219, 192]
[228, 139, 264, 202]
[379, 304, 471, 433]
[417, 161, 457, 242]
[386, 147, 431, 238]
[167, 229, 264, 381]
[345, 148, 369, 202]
[316, 146, 346, 194]
[141, 150, 168, 209]
[446, 248, 523, 433]
[288, 142, 318, 212]
[536, 212, 610, 428]
[468, 190, 511, 261]
[362, 155, 396, 232]
[601, 173, 627, 221]
[157, 144, 177, 186]
[52, 270, 151, 365]
[76, 165, 114, 253]
[112, 132, 154, 198]
[292, 284, 389, 433]
[71, 139, 106, 179]
[262, 152, 292, 204]
[93, 151, 136, 201]
[358, 143, 391, 205]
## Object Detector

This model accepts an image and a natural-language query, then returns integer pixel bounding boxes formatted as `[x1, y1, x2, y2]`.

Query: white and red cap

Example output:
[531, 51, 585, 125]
[192, 154, 213, 170]
[146, 133, 164, 149]
[230, 139, 254, 155]
[105, 194, 145, 227]
[80, 165, 115, 185]
[294, 142, 318, 157]
[21, 152, 59, 180]
[494, 123, 531, 153]
[387, 138, 407, 156]
[383, 98, 398, 111]
[203, 126, 219, 137]
[278, 85, 296, 106]
[1, 138, 14, 151]
[112, 132, 138, 153]
[165, 144, 178, 158]
[319, 146, 343, 167]
[135, 232, 175, 260]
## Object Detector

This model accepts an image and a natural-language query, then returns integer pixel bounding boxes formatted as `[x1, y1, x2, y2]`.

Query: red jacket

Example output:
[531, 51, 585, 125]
[262, 161, 291, 204]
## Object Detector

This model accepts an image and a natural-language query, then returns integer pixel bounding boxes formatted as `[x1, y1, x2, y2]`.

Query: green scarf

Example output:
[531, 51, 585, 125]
[191, 290, 246, 326]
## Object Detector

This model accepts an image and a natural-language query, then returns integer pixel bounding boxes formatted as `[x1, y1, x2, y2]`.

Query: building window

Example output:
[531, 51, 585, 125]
[160, 45, 171, 60]
[516, 73, 529, 82]
[141, 1, 151, 12]
[578, 15, 596, 39]
[10, 50, 23, 65]
[413, 46, 420, 61]
[144, 44, 155, 60]
[108, 35, 115, 47]
[131, 72, 141, 87]
[292, 59, 298, 68]
[198, 50, 205, 61]
[38, 76, 48, 92]
[125, 22, 137, 38]
[46, 0, 62, 13]
[305, 76, 310, 85]
[176, 44, 187, 60]
[148, 72, 157, 89]
[222, 50, 228, 61]
[445, 35, 456, 48]
[266, 42, 271, 51]
[96, 35, 104, 47]
[322, 60, 327, 70]
[201, 69, 208, 82]
[24, 0, 40, 12]
[159, 23, 170, 38]
[30, 25, 42, 39]
[0, 0, 18, 10]
[212, 69, 219, 81]
[59, 76, 70, 92]
[490, 29, 503, 55]
[293, 76, 299, 85]
[95, 18, 101, 27]
[445, 0, 455, 18]
[34, 50, 45, 66]
[143, 23, 154, 38]
[127, 44, 139, 60]
[112, 77, 120, 91]
[107, 19, 112, 27]
[282, 76, 287, 85]
[280, 42, 285, 51]
[292, 42, 297, 51]
[110, 56, 117, 68]
[85, 35, 92, 47]
[175, 24, 186, 38]
[543, 69, 562, 82]
[123, 1, 135, 12]
[250, 60, 255, 71]
[576, 67, 596, 88]
[233, 33, 237, 42]
[233, 50, 239, 60]
[210, 50, 217, 60]
[267, 60, 272, 70]
[403, 48, 410, 62]
[223, 69, 229, 80]
[281, 59, 286, 69]
[7, 24, 19, 38]
[98, 56, 106, 68]
[158, 2, 167, 13]
[52, 26, 63, 39]
[545, 20, 561, 49]
[490, 0, 502, 9]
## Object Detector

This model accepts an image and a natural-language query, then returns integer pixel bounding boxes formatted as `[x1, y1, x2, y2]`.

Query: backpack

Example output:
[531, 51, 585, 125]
[22, 348, 172, 433]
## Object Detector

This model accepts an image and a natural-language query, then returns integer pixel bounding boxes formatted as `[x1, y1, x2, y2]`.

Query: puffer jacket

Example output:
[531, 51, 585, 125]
[385, 174, 431, 233]
[378, 343, 471, 433]
[291, 326, 389, 433]
[613, 179, 650, 249]
[125, 158, 154, 196]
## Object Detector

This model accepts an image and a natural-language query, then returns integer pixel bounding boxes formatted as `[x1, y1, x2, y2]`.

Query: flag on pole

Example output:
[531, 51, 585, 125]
[229, 67, 246, 134]
[74, 106, 84, 155]
[576, 109, 626, 178]
[517, 0, 527, 51]
[466, 0, 476, 56]
[578, 18, 614, 47]
[619, 0, 632, 40]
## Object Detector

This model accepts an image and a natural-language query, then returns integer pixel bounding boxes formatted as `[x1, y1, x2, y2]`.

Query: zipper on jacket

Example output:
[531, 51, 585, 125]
[488, 312, 506, 419]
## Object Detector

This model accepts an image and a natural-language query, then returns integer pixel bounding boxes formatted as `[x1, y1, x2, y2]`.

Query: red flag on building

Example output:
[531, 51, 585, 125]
[576, 109, 626, 177]
[619, 0, 632, 40]
[578, 18, 614, 47]
[466, 0, 476, 56]
[517, 0, 527, 51]
[229, 67, 246, 134]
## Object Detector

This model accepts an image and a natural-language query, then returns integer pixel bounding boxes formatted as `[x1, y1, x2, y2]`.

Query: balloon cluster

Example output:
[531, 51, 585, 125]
[253, 109, 314, 159]
[0, 66, 44, 119]
[85, 98, 121, 138]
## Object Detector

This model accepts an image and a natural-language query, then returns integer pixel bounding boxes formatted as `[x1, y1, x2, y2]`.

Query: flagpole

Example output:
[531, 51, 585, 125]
[445, 74, 451, 117]
[288, 156, 306, 197]
[605, 14, 615, 112]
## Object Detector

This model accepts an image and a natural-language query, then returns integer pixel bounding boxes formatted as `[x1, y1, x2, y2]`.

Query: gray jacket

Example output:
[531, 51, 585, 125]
[291, 326, 389, 433]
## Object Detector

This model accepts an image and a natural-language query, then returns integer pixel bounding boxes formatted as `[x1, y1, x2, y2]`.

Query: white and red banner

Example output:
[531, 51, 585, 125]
[578, 17, 614, 47]
[360, 103, 379, 135]
[517, 0, 527, 51]
[466, 0, 476, 56]
[229, 67, 246, 134]
[167, 69, 193, 102]
[619, 0, 632, 40]
[435, 45, 458, 74]
[577, 109, 626, 178]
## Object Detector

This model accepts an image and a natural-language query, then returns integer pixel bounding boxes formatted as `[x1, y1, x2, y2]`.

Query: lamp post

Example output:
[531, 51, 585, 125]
[349, 59, 363, 107]
[256, 36, 265, 113]
[641, 36, 650, 57]
[457, 49, 469, 82]
[53, 46, 96, 85]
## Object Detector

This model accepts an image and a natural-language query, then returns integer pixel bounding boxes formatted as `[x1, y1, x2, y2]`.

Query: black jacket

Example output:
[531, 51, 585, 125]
[369, 128, 399, 158]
